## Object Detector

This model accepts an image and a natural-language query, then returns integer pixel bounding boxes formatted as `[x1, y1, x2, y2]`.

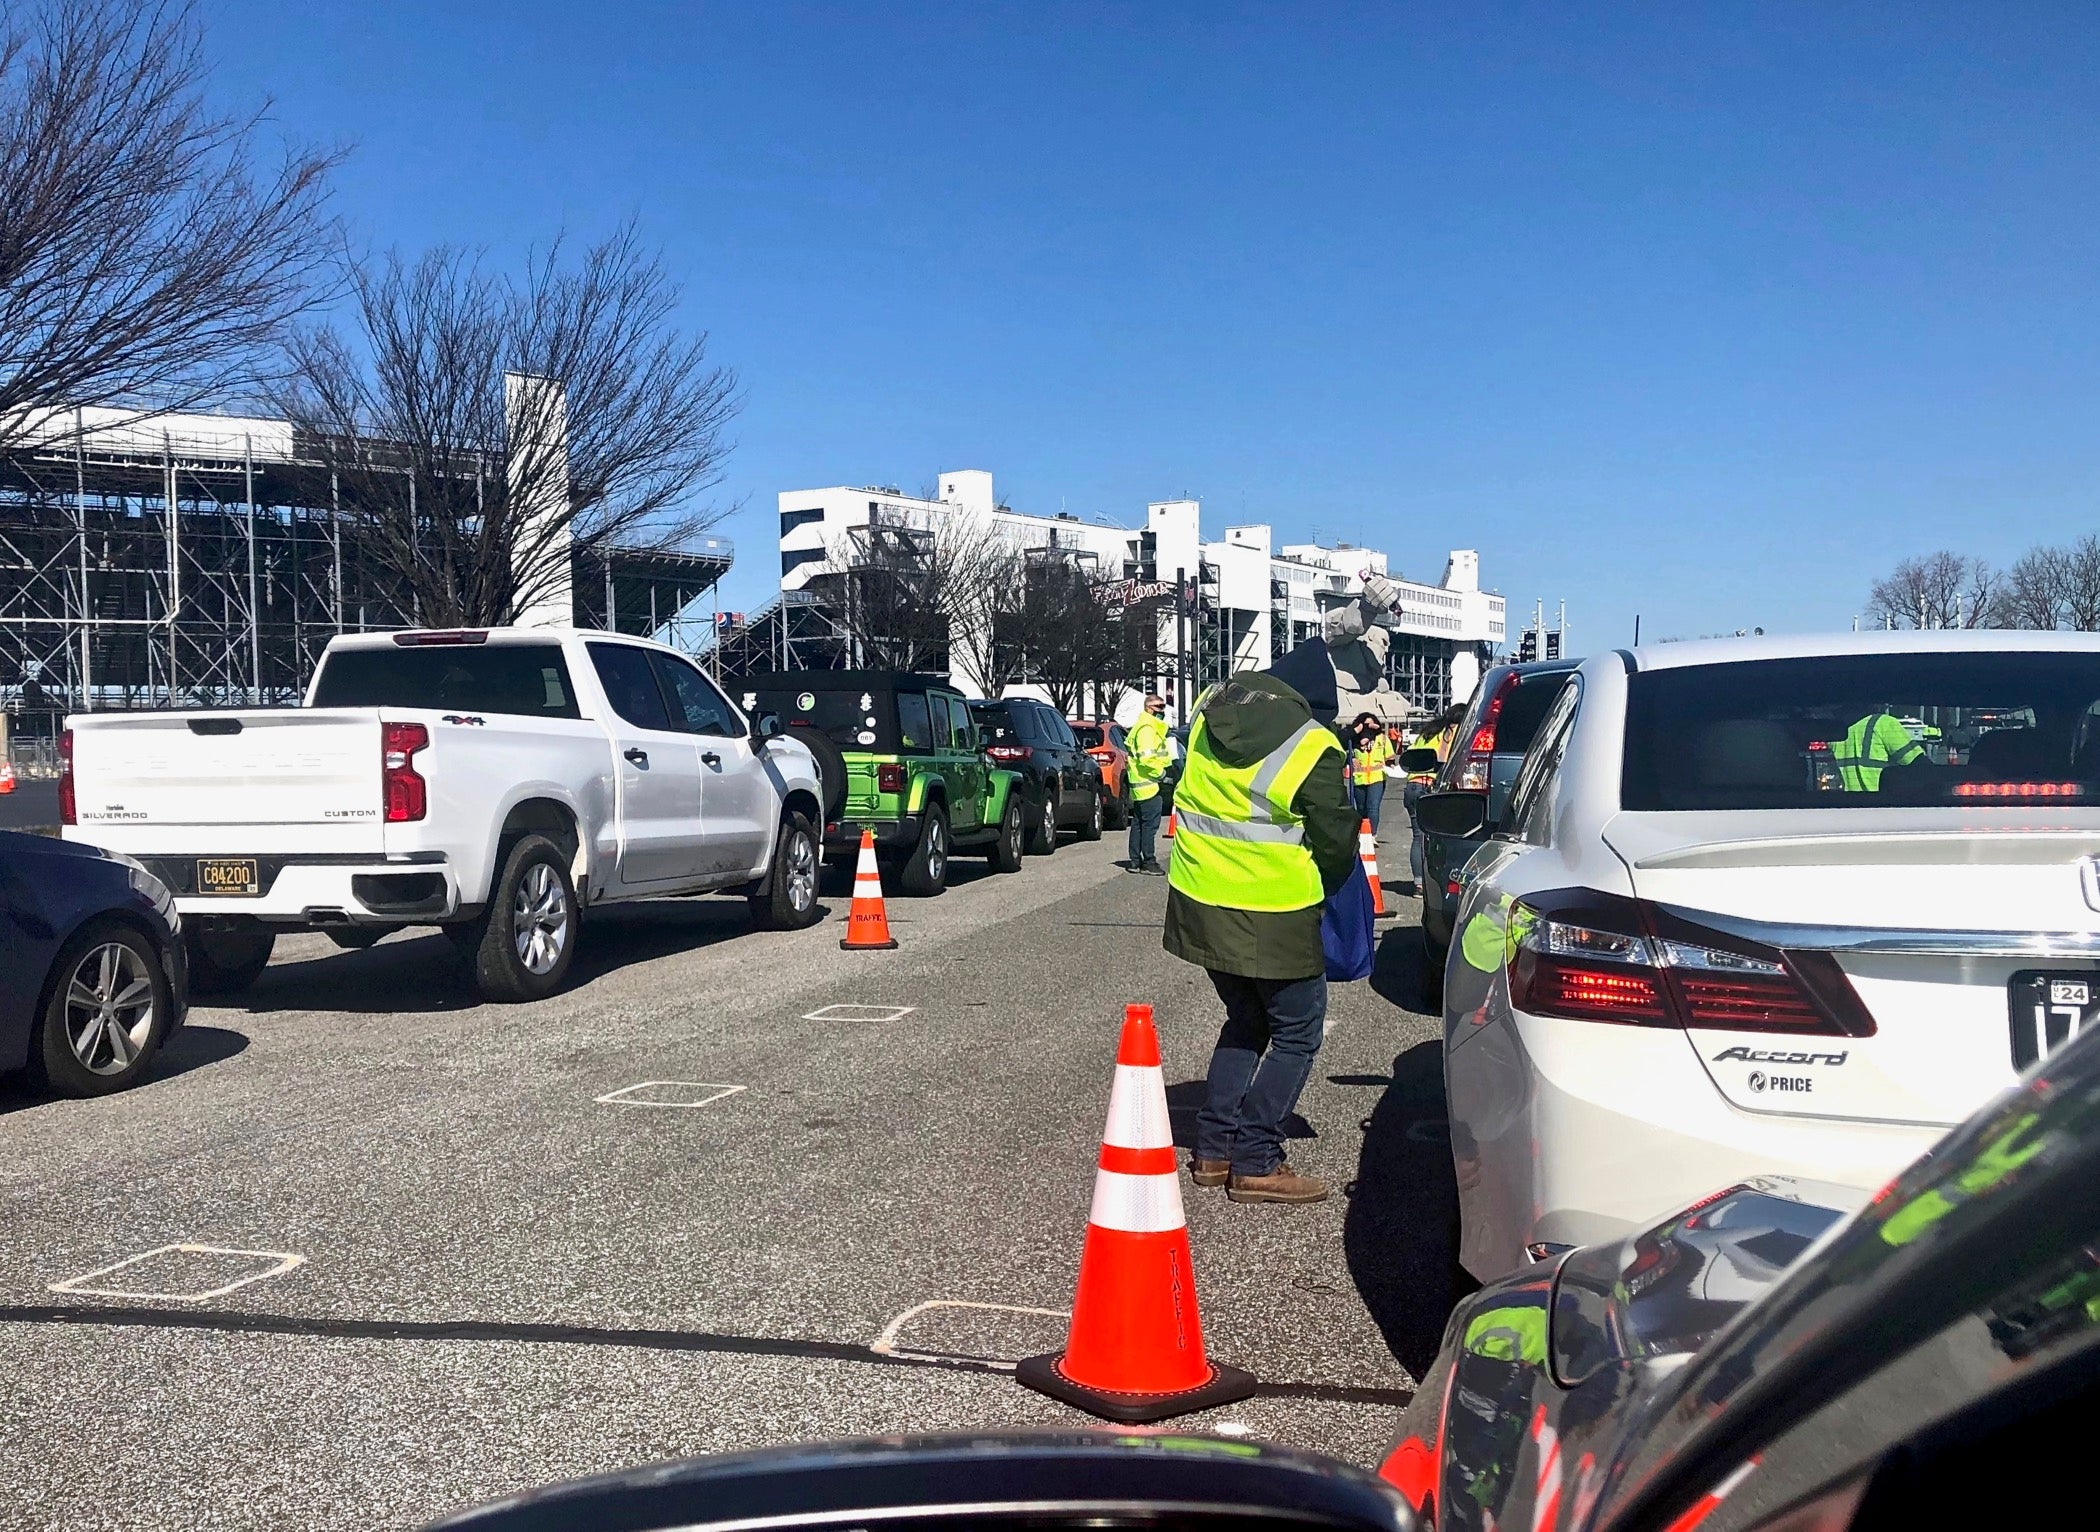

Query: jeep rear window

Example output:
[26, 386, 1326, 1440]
[310, 643, 581, 718]
[1622, 652, 2100, 810]
[897, 692, 933, 750]
[742, 686, 900, 750]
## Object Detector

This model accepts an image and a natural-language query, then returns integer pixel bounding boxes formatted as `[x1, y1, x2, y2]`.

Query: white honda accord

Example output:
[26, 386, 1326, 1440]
[1420, 630, 2100, 1279]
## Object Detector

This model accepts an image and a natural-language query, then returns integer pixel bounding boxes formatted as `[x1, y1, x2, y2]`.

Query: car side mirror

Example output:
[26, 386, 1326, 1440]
[1399, 747, 1441, 774]
[1416, 789, 1490, 838]
[751, 712, 784, 746]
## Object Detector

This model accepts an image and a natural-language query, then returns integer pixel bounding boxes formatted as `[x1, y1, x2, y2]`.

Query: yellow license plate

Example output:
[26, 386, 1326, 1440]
[196, 858, 260, 896]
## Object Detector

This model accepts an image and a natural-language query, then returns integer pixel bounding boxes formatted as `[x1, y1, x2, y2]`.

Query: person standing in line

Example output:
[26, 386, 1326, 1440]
[1349, 712, 1395, 831]
[1124, 693, 1173, 874]
[1166, 649, 1357, 1204]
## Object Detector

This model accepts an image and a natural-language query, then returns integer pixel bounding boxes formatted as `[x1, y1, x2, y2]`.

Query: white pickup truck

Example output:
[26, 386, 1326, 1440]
[62, 627, 829, 1002]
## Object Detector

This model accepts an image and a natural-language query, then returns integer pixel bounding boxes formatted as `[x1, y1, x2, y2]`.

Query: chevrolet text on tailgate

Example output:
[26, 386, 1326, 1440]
[62, 628, 826, 1002]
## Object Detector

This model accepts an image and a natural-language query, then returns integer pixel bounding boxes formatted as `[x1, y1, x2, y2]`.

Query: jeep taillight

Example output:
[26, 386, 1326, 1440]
[877, 763, 907, 794]
[59, 727, 75, 825]
[383, 721, 429, 822]
[1508, 889, 1874, 1035]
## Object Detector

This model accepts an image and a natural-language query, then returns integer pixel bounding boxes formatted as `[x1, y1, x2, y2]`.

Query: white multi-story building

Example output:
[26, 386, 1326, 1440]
[770, 468, 1506, 716]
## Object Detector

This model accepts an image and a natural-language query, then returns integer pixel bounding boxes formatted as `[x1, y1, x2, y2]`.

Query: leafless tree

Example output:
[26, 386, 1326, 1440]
[0, 0, 339, 449]
[2061, 534, 2100, 632]
[996, 554, 1139, 715]
[1994, 544, 2069, 630]
[1866, 551, 1994, 629]
[277, 227, 741, 627]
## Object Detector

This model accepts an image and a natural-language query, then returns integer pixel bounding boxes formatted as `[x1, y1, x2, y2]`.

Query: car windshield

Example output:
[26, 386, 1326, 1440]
[742, 685, 901, 750]
[1623, 652, 2100, 810]
[309, 643, 581, 718]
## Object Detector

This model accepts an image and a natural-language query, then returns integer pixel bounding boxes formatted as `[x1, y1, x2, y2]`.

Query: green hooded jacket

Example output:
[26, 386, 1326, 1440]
[1162, 672, 1359, 980]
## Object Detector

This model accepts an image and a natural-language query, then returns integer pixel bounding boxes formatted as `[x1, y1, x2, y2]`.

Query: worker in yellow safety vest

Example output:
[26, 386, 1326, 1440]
[1834, 708, 1925, 791]
[1164, 661, 1357, 1204]
[1349, 713, 1397, 831]
[1124, 693, 1174, 873]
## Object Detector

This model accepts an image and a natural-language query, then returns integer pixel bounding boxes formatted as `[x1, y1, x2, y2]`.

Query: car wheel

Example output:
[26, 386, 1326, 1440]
[32, 920, 172, 1098]
[989, 797, 1025, 873]
[1077, 787, 1103, 841]
[750, 811, 823, 929]
[468, 833, 578, 1002]
[1107, 792, 1130, 830]
[184, 918, 276, 996]
[1025, 788, 1058, 856]
[899, 803, 950, 896]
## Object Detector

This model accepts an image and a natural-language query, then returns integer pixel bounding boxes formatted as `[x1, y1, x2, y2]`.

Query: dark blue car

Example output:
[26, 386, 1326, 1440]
[1, 830, 188, 1096]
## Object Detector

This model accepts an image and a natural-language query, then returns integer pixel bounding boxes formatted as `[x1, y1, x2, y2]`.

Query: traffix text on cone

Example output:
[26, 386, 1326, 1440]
[838, 828, 898, 950]
[1016, 1003, 1256, 1423]
[1359, 818, 1392, 919]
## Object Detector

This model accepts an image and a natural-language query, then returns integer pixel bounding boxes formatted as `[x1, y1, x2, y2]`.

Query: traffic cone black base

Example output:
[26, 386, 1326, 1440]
[1015, 1352, 1256, 1424]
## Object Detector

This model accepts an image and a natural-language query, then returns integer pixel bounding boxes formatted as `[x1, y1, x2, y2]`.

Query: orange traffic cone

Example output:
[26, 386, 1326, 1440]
[0, 759, 13, 795]
[1017, 1003, 1256, 1423]
[838, 828, 898, 950]
[1163, 811, 1175, 839]
[1360, 818, 1392, 919]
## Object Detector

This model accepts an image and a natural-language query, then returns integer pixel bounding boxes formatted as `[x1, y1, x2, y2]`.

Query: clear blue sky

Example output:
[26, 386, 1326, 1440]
[202, 1, 2100, 647]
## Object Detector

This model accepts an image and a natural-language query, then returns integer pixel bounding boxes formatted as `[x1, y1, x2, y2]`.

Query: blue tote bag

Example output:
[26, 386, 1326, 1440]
[1322, 856, 1377, 982]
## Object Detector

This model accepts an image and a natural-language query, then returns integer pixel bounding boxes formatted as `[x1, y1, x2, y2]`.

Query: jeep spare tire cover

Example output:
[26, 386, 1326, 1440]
[787, 723, 849, 823]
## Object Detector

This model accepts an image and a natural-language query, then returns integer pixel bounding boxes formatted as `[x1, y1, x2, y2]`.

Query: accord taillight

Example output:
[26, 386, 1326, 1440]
[59, 726, 76, 825]
[1508, 889, 1874, 1036]
[382, 721, 429, 822]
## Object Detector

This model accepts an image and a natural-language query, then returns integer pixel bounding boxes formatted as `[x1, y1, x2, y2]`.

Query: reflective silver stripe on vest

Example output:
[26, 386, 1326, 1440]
[1171, 808, 1307, 845]
[1245, 720, 1325, 824]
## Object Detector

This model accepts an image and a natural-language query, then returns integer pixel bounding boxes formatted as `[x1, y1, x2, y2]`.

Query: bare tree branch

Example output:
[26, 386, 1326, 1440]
[274, 227, 741, 627]
[0, 0, 341, 448]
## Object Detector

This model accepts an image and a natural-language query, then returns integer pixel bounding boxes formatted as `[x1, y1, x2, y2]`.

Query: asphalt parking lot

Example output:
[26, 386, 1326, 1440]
[0, 821, 1457, 1531]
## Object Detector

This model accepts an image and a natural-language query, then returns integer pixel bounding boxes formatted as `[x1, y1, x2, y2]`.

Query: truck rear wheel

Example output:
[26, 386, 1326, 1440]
[750, 812, 823, 930]
[898, 804, 949, 897]
[185, 919, 276, 997]
[467, 834, 577, 1003]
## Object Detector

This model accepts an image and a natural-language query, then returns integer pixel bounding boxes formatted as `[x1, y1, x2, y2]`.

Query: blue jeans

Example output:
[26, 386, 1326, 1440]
[1353, 778, 1386, 832]
[1127, 792, 1162, 866]
[1195, 970, 1328, 1176]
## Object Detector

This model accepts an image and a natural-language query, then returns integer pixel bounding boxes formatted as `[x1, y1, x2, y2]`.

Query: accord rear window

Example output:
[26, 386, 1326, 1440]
[1623, 652, 2100, 810]
[311, 643, 580, 718]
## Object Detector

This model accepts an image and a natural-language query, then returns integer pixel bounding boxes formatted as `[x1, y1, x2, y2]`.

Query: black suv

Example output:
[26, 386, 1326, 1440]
[967, 698, 1105, 855]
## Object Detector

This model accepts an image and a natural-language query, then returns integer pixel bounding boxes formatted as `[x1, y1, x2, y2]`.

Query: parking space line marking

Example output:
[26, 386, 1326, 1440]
[49, 1244, 306, 1302]
[801, 1004, 917, 1023]
[869, 1299, 1071, 1371]
[594, 1081, 747, 1109]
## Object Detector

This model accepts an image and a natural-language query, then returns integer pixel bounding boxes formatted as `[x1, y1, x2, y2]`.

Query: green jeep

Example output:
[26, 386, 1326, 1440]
[738, 671, 1025, 896]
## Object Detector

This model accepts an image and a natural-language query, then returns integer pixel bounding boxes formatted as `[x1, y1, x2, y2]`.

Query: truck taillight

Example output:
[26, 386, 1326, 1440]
[383, 721, 429, 822]
[1451, 671, 1521, 790]
[1507, 890, 1874, 1035]
[59, 727, 75, 825]
[877, 763, 907, 794]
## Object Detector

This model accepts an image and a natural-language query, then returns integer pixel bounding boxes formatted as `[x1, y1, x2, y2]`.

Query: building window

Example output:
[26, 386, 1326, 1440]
[781, 548, 826, 576]
[780, 507, 826, 536]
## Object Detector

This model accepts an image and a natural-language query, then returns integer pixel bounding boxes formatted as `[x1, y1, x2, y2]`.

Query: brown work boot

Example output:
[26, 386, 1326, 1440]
[1190, 1157, 1229, 1188]
[1226, 1163, 1329, 1204]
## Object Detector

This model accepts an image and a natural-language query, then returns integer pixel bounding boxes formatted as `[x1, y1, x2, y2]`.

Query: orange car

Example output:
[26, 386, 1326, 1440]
[1068, 719, 1130, 828]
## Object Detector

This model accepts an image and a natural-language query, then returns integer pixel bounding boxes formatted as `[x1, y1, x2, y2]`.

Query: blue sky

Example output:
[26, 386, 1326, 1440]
[202, 2, 2100, 647]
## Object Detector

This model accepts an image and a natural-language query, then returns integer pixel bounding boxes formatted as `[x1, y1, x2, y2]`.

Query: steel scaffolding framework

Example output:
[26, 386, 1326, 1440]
[0, 410, 732, 744]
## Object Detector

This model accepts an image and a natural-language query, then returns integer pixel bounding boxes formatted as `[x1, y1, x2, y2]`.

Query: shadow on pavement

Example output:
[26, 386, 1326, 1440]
[0, 1023, 251, 1115]
[1369, 921, 1436, 1017]
[1344, 1038, 1464, 1377]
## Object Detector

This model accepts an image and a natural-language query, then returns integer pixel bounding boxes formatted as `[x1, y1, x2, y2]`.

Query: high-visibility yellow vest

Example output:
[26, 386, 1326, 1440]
[1126, 712, 1172, 802]
[1167, 712, 1343, 913]
[1406, 725, 1454, 786]
[1351, 733, 1396, 785]
[1834, 712, 1924, 791]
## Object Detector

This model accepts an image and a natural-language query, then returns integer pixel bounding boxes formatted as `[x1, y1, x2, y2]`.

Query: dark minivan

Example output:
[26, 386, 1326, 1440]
[968, 697, 1105, 855]
[1417, 658, 1580, 990]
